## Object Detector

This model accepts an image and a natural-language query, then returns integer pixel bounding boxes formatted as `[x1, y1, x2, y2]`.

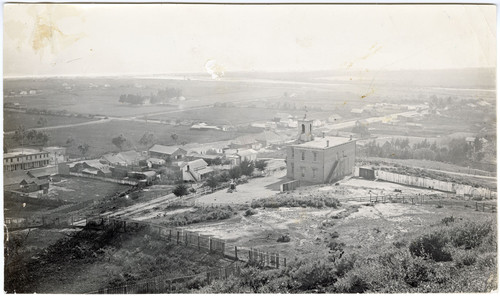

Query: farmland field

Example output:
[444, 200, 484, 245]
[3, 119, 258, 157]
[48, 177, 131, 202]
[3, 110, 97, 132]
[148, 106, 332, 125]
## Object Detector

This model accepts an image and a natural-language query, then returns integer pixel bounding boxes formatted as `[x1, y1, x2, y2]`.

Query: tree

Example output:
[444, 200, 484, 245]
[112, 134, 127, 151]
[78, 143, 90, 158]
[255, 159, 268, 171]
[240, 159, 255, 176]
[171, 133, 179, 144]
[37, 117, 48, 127]
[66, 136, 75, 147]
[205, 175, 219, 192]
[13, 125, 26, 145]
[139, 132, 157, 146]
[228, 166, 242, 179]
[173, 184, 189, 197]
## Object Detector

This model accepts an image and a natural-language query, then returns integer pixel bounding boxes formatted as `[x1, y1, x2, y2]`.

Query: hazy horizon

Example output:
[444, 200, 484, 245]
[4, 4, 496, 78]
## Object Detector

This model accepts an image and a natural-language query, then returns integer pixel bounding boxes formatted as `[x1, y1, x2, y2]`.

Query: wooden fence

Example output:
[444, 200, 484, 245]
[85, 216, 288, 266]
[4, 213, 87, 230]
[85, 215, 287, 294]
[343, 193, 497, 213]
[89, 262, 242, 294]
[69, 172, 138, 186]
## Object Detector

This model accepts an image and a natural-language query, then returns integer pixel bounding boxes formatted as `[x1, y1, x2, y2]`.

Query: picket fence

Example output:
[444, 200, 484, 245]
[89, 262, 242, 294]
[69, 172, 138, 186]
[354, 167, 496, 199]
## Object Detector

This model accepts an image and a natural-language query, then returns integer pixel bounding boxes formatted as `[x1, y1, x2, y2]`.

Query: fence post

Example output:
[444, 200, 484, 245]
[206, 272, 210, 284]
[177, 231, 180, 244]
[249, 248, 252, 262]
[483, 203, 485, 212]
[209, 238, 213, 252]
[235, 246, 238, 260]
[169, 229, 172, 241]
[476, 202, 478, 211]
[198, 234, 200, 250]
[276, 253, 279, 268]
[284, 257, 286, 268]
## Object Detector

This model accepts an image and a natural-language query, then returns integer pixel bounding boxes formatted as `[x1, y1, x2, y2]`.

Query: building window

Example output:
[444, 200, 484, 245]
[312, 168, 317, 179]
[291, 163, 294, 174]
[301, 124, 305, 134]
[313, 152, 317, 161]
[301, 151, 305, 161]
[300, 167, 306, 177]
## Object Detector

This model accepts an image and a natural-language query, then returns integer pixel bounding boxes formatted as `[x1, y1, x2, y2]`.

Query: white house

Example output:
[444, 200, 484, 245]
[180, 159, 214, 182]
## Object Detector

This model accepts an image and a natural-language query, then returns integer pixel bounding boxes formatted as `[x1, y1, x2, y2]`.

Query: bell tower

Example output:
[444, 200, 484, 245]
[297, 114, 314, 143]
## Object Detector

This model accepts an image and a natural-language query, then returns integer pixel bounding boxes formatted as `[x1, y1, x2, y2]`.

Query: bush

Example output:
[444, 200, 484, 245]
[244, 208, 257, 217]
[228, 166, 242, 179]
[441, 216, 455, 226]
[173, 184, 189, 197]
[277, 234, 290, 243]
[409, 232, 452, 262]
[448, 221, 493, 249]
[453, 250, 477, 268]
[251, 196, 340, 209]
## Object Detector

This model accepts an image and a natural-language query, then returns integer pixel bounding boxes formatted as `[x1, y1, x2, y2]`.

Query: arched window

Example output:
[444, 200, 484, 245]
[301, 124, 305, 134]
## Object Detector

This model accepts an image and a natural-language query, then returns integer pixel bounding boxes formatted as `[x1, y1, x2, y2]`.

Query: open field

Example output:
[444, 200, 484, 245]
[148, 107, 331, 125]
[3, 110, 98, 132]
[48, 177, 131, 203]
[4, 119, 255, 157]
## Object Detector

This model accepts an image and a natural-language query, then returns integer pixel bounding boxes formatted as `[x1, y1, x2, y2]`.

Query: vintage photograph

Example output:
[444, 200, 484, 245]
[3, 2, 497, 293]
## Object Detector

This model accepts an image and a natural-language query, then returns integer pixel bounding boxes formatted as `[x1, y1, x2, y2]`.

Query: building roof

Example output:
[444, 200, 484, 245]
[197, 167, 214, 175]
[291, 137, 354, 149]
[4, 148, 48, 158]
[232, 135, 257, 146]
[27, 166, 58, 178]
[180, 159, 208, 170]
[149, 144, 185, 155]
[236, 149, 258, 157]
[4, 171, 33, 186]
[254, 131, 287, 144]
[102, 154, 126, 165]
[147, 157, 166, 165]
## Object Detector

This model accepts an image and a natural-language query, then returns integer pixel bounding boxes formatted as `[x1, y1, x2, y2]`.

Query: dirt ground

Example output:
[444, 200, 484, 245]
[48, 177, 131, 202]
[178, 177, 489, 261]
[195, 170, 288, 206]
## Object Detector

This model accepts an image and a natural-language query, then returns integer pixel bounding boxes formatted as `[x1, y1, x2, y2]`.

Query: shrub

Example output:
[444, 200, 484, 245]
[277, 234, 290, 243]
[173, 184, 189, 197]
[409, 232, 452, 262]
[228, 166, 242, 179]
[448, 221, 493, 249]
[453, 250, 477, 268]
[244, 208, 257, 217]
[441, 216, 455, 226]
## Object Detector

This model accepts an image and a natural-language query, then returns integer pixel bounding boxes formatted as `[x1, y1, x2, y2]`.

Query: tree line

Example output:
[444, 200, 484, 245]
[358, 137, 486, 166]
[119, 87, 182, 105]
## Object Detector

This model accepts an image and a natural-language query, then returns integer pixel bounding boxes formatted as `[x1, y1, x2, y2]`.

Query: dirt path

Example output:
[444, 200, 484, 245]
[195, 170, 287, 206]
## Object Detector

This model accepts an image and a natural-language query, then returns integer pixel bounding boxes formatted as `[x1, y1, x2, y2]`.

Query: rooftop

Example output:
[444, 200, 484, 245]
[5, 148, 47, 158]
[149, 144, 184, 155]
[291, 136, 354, 149]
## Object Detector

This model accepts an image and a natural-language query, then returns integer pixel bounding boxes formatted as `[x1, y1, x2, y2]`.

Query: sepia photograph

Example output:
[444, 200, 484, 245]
[2, 2, 497, 293]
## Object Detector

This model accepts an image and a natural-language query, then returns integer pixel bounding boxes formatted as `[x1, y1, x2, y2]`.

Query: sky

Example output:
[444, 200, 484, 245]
[3, 4, 497, 77]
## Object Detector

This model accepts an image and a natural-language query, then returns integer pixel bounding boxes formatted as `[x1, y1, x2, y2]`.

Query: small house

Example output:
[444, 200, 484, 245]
[180, 159, 214, 182]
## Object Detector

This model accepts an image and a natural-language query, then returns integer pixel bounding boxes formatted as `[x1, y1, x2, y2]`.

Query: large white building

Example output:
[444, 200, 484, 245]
[286, 118, 356, 184]
[3, 148, 50, 172]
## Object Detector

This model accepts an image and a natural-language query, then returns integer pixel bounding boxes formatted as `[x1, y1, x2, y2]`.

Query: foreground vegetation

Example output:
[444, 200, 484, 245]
[198, 218, 497, 293]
